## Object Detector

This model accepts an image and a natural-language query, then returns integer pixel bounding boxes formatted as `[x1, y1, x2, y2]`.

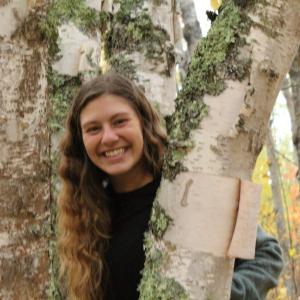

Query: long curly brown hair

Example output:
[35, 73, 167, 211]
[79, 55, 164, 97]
[57, 72, 167, 300]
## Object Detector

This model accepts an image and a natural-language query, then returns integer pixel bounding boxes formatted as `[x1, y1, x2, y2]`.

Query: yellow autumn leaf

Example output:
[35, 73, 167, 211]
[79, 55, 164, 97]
[211, 0, 222, 10]
[289, 247, 296, 258]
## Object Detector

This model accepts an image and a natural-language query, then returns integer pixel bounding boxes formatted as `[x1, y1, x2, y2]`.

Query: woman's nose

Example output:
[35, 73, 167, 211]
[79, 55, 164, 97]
[101, 126, 119, 144]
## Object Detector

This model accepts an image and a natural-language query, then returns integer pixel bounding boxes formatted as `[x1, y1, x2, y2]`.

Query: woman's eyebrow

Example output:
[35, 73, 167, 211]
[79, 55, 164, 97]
[111, 112, 131, 119]
[81, 112, 131, 128]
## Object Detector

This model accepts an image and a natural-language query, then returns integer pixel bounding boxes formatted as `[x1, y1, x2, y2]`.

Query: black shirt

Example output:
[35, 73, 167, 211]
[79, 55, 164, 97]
[105, 178, 161, 300]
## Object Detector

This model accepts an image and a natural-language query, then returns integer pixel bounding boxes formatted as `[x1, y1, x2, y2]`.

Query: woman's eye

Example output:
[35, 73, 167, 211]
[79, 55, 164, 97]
[86, 127, 100, 133]
[114, 119, 127, 126]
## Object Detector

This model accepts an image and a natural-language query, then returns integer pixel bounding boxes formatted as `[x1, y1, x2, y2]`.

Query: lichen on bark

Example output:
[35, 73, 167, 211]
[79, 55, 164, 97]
[48, 71, 82, 132]
[150, 201, 173, 239]
[40, 0, 106, 59]
[163, 0, 251, 181]
[103, 0, 175, 76]
[138, 233, 188, 300]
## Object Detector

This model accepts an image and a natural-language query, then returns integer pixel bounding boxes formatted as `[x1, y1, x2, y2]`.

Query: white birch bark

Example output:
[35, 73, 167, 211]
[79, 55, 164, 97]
[101, 0, 177, 115]
[142, 1, 300, 299]
[0, 2, 50, 299]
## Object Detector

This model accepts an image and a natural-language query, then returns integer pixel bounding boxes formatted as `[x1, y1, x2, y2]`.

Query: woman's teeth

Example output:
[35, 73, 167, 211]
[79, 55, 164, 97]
[105, 148, 125, 157]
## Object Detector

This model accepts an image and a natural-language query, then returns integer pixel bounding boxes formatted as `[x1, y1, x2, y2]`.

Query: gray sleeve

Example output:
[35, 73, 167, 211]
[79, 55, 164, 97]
[230, 225, 284, 300]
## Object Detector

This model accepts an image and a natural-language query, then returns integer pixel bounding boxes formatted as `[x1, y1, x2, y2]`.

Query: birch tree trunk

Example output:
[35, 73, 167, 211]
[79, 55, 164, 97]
[0, 0, 103, 298]
[266, 129, 298, 299]
[0, 2, 50, 299]
[138, 0, 300, 299]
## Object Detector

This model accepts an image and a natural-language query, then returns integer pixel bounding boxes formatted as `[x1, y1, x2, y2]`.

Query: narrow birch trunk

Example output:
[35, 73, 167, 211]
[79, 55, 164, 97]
[282, 47, 300, 185]
[266, 129, 298, 299]
[138, 0, 300, 299]
[177, 0, 202, 76]
[0, 2, 50, 299]
[178, 0, 201, 58]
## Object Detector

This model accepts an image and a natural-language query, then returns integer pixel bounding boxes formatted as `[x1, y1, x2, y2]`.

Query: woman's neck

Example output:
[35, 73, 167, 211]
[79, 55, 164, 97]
[110, 170, 154, 193]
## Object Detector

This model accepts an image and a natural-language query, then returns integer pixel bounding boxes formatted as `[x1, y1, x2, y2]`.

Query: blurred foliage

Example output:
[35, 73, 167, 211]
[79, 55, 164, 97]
[252, 133, 300, 299]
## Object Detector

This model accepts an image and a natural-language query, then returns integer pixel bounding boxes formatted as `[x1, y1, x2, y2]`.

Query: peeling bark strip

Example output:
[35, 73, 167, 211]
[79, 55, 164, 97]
[0, 2, 50, 299]
[139, 0, 300, 299]
[158, 173, 260, 259]
[227, 180, 261, 259]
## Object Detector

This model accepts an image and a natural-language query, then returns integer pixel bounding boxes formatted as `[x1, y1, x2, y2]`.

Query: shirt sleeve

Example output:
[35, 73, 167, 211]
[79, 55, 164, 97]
[230, 225, 284, 300]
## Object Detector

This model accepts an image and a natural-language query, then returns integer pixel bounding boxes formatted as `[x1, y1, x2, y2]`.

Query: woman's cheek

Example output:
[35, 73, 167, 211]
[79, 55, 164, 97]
[82, 136, 96, 153]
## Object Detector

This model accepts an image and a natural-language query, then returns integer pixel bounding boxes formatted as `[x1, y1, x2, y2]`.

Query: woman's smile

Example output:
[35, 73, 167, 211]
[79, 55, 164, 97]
[100, 146, 129, 164]
[102, 147, 127, 158]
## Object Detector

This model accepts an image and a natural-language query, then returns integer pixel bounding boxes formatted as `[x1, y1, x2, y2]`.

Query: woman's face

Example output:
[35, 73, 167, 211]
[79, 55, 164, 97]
[80, 94, 152, 191]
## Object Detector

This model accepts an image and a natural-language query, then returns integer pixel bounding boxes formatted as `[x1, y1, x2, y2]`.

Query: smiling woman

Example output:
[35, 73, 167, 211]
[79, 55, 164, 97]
[57, 72, 167, 300]
[57, 72, 283, 300]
